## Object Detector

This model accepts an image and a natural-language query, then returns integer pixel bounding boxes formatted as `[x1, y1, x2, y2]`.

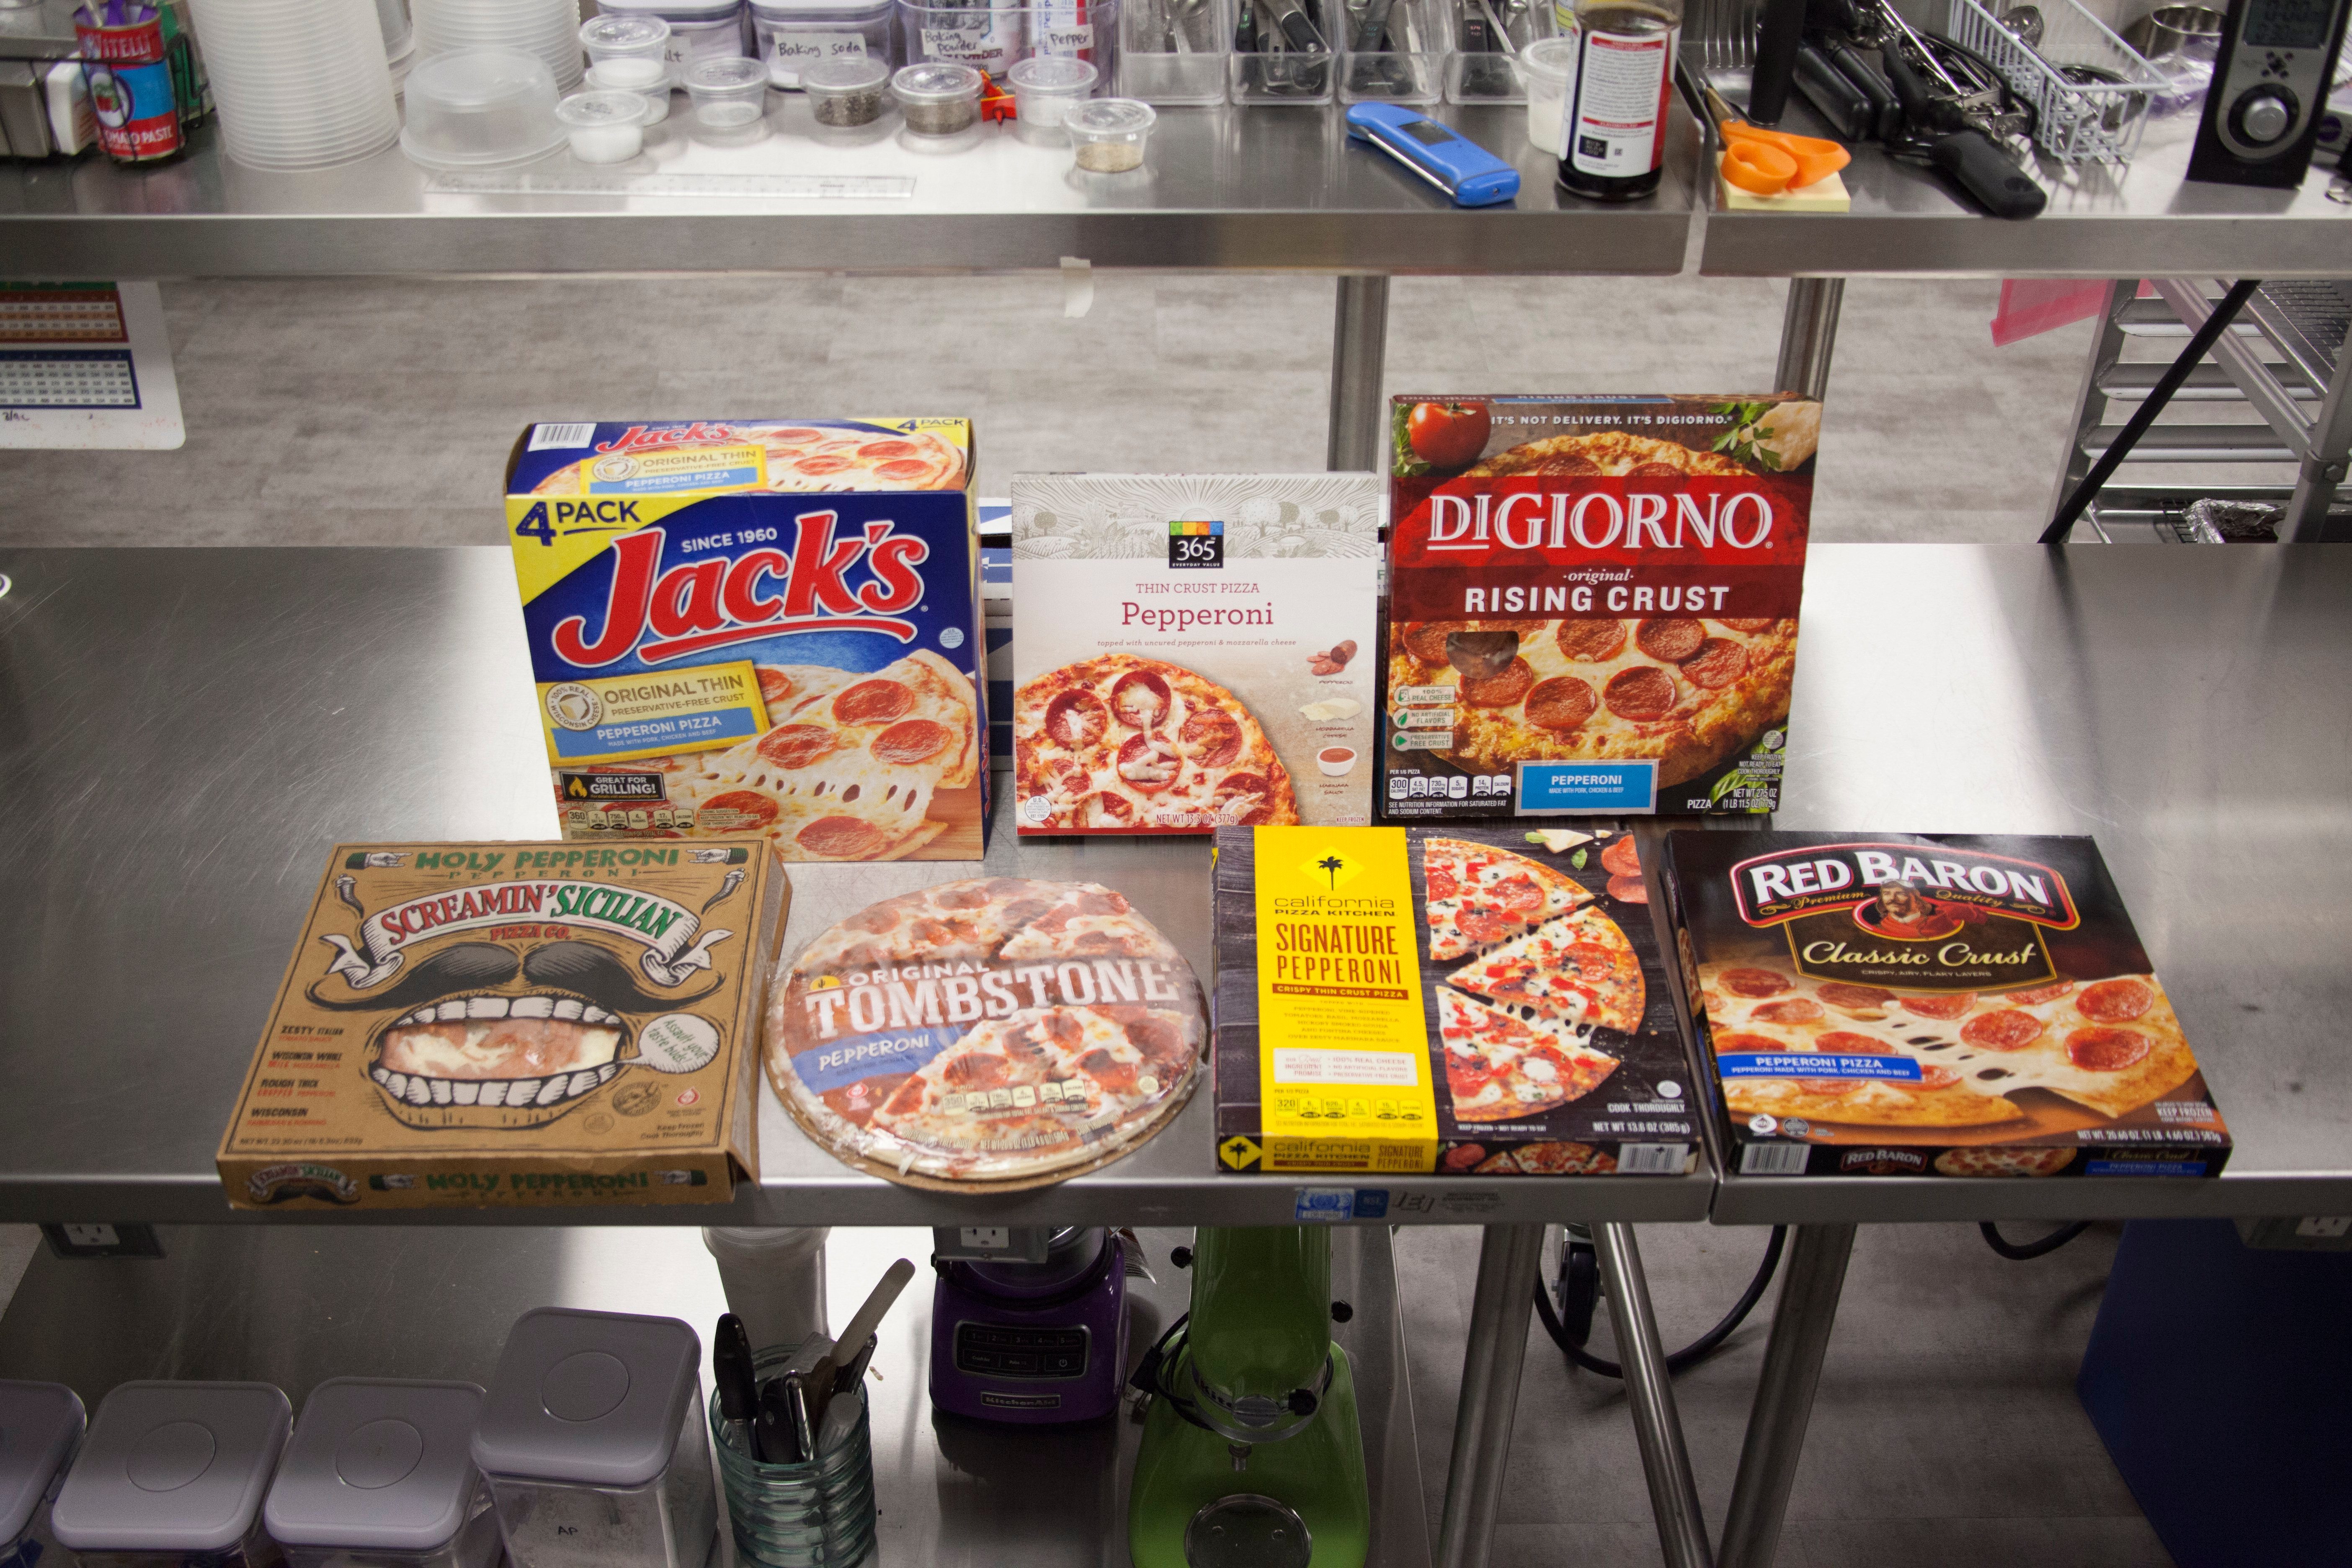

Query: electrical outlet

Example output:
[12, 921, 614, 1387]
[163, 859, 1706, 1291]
[959, 1226, 1011, 1251]
[40, 1222, 163, 1259]
[2297, 1216, 2352, 1239]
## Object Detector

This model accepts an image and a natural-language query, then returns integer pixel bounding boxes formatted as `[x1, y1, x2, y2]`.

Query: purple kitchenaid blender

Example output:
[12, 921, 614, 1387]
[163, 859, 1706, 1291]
[928, 1226, 1128, 1424]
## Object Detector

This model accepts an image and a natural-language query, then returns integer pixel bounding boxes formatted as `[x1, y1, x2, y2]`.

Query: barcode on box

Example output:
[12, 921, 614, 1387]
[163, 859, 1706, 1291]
[529, 423, 596, 451]
[1741, 1142, 1810, 1176]
[1618, 1143, 1687, 1175]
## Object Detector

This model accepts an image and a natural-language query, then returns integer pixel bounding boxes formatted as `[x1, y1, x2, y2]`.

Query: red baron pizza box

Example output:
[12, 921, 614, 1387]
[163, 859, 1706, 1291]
[1007, 473, 1382, 834]
[1662, 830, 2231, 1180]
[1380, 395, 1818, 820]
[506, 419, 989, 863]
[1213, 822, 1702, 1177]
[217, 839, 787, 1211]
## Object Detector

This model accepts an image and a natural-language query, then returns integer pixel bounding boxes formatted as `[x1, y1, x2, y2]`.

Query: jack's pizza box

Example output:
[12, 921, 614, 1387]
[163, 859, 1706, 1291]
[1380, 395, 1818, 819]
[218, 839, 787, 1211]
[505, 420, 988, 862]
[1212, 823, 1701, 1177]
[1008, 473, 1382, 835]
[1662, 831, 2231, 1179]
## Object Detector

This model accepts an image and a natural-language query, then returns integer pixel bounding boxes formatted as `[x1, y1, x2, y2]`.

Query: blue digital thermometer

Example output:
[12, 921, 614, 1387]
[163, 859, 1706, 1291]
[1345, 103, 1521, 206]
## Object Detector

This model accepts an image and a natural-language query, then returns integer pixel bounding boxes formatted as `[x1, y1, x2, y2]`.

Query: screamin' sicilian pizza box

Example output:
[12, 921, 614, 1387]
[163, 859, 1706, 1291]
[1663, 831, 2231, 1180]
[1009, 473, 1382, 835]
[506, 419, 987, 862]
[218, 839, 787, 1210]
[1214, 823, 1700, 1177]
[1382, 395, 1819, 818]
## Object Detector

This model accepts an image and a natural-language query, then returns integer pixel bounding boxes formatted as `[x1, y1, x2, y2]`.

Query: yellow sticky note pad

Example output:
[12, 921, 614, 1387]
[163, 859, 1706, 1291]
[1717, 157, 1852, 211]
[1253, 825, 1437, 1172]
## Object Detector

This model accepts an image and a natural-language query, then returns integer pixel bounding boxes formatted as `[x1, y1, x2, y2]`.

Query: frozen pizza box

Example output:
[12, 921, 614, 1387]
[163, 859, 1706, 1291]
[1008, 473, 1382, 835]
[1213, 823, 1701, 1177]
[505, 419, 988, 863]
[1381, 395, 1818, 820]
[1662, 831, 2231, 1180]
[217, 839, 787, 1211]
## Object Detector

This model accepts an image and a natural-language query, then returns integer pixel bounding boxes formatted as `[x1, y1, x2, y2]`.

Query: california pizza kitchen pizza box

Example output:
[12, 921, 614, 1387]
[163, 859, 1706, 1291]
[505, 419, 988, 864]
[1381, 395, 1818, 820]
[1213, 823, 1700, 1178]
[1662, 831, 2230, 1180]
[1008, 473, 1382, 835]
[217, 839, 787, 1211]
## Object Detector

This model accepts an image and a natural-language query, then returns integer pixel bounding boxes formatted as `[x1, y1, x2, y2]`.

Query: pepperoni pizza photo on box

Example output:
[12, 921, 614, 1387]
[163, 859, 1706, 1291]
[1009, 473, 1381, 835]
[1662, 831, 2231, 1180]
[506, 419, 987, 863]
[1382, 395, 1818, 820]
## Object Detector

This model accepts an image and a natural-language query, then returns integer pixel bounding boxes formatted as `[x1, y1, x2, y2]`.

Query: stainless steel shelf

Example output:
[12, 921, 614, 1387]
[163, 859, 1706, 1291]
[0, 103, 1698, 278]
[0, 1222, 1433, 1568]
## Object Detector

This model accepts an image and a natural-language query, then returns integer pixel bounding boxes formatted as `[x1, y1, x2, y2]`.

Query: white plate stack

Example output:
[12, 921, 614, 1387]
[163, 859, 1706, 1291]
[412, 0, 585, 92]
[183, 0, 402, 171]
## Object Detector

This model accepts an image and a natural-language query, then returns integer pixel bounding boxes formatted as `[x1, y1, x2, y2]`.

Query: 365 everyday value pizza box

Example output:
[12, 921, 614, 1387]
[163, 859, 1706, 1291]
[1381, 396, 1818, 819]
[218, 839, 787, 1210]
[506, 420, 988, 862]
[1663, 831, 2230, 1179]
[1008, 473, 1382, 834]
[1213, 823, 1700, 1177]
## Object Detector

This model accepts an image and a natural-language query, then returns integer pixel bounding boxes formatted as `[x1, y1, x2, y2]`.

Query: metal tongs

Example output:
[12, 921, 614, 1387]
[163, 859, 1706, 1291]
[1239, 0, 1333, 94]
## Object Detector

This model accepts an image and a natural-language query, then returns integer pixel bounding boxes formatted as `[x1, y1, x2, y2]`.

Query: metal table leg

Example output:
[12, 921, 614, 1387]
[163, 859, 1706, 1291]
[2285, 320, 2352, 542]
[1715, 1222, 1857, 1568]
[1773, 278, 1844, 401]
[1434, 1222, 1544, 1568]
[2044, 281, 2135, 542]
[1328, 274, 1391, 472]
[1592, 1224, 1716, 1568]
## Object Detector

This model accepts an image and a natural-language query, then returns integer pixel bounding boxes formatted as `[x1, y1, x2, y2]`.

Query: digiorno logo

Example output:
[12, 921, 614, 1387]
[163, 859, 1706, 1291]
[551, 517, 928, 668]
[1731, 843, 2078, 929]
[1421, 479, 1779, 557]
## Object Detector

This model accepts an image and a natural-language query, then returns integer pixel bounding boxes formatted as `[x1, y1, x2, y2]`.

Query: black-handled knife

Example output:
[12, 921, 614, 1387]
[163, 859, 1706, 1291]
[714, 1313, 759, 1458]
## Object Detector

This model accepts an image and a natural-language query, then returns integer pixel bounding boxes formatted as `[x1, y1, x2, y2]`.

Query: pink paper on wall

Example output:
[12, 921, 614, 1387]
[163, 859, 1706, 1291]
[1990, 279, 2118, 347]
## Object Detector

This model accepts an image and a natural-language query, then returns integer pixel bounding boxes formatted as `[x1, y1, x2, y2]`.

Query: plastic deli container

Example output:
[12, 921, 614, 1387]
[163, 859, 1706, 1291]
[892, 61, 985, 134]
[1518, 34, 1575, 152]
[748, 0, 896, 88]
[557, 90, 652, 161]
[684, 53, 772, 138]
[801, 56, 894, 126]
[472, 1310, 717, 1568]
[898, 0, 1121, 89]
[51, 1382, 292, 1568]
[264, 1382, 499, 1568]
[1008, 53, 1098, 126]
[0, 1382, 86, 1568]
[597, 0, 750, 85]
[1064, 94, 1153, 169]
[398, 49, 567, 170]
[588, 57, 673, 121]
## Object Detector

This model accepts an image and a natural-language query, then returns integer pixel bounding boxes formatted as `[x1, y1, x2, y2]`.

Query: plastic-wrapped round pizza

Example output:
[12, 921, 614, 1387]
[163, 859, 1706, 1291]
[765, 877, 1205, 1188]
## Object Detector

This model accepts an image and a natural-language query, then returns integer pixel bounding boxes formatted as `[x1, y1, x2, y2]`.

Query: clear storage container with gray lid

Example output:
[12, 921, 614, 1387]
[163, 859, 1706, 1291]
[51, 1382, 291, 1568]
[263, 1382, 496, 1568]
[472, 1310, 714, 1568]
[0, 1380, 87, 1568]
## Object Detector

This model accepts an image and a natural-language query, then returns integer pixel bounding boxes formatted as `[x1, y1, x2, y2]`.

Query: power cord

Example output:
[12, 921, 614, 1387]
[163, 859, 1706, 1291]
[1978, 1220, 2090, 1259]
[1533, 1224, 1787, 1378]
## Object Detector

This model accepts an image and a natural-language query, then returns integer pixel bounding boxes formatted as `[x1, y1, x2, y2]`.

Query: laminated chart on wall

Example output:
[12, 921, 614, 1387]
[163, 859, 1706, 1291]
[0, 281, 184, 449]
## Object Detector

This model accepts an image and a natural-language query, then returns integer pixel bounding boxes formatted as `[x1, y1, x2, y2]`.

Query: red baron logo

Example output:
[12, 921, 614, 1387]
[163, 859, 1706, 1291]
[594, 422, 757, 455]
[1839, 1149, 1926, 1173]
[1730, 842, 2079, 930]
[1424, 482, 1778, 554]
[553, 516, 928, 668]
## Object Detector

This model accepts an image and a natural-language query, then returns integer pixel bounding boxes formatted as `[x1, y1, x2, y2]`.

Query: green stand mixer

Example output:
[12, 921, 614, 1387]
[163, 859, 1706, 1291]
[1127, 1226, 1372, 1568]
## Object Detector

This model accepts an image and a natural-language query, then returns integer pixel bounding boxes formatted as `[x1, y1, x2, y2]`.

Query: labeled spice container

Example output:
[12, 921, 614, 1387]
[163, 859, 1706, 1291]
[588, 57, 673, 121]
[684, 53, 772, 138]
[892, 61, 984, 134]
[597, 0, 750, 85]
[51, 1382, 292, 1568]
[1008, 53, 1097, 127]
[264, 1382, 498, 1568]
[1064, 95, 1153, 169]
[556, 89, 652, 161]
[0, 1382, 85, 1568]
[748, 0, 896, 88]
[472, 1310, 716, 1568]
[801, 57, 892, 126]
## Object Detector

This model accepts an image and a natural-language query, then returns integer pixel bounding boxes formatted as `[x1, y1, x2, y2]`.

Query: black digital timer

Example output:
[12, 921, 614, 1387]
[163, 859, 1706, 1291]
[2187, 0, 2352, 186]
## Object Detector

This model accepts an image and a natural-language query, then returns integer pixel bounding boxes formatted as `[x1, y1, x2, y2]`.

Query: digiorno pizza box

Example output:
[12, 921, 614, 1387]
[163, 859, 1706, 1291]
[1662, 831, 2231, 1180]
[217, 839, 787, 1211]
[506, 419, 988, 863]
[1381, 395, 1818, 820]
[1008, 473, 1382, 834]
[1213, 823, 1701, 1177]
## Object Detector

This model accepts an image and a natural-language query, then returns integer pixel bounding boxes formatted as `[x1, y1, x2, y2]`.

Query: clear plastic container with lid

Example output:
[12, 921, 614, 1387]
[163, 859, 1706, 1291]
[892, 61, 985, 136]
[472, 1310, 715, 1568]
[748, 0, 897, 88]
[684, 54, 773, 139]
[597, 0, 750, 85]
[557, 90, 653, 162]
[801, 57, 894, 129]
[1063, 95, 1154, 170]
[1008, 54, 1098, 129]
[398, 50, 568, 170]
[0, 1382, 86, 1568]
[581, 13, 674, 69]
[588, 57, 674, 121]
[263, 1382, 498, 1568]
[51, 1382, 291, 1568]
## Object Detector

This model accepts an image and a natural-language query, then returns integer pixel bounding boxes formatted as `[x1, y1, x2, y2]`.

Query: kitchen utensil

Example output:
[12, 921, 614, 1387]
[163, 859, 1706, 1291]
[755, 1378, 799, 1465]
[833, 1334, 879, 1400]
[1346, 100, 1522, 200]
[2125, 2, 2225, 57]
[1949, 0, 2164, 161]
[714, 1313, 760, 1457]
[782, 1374, 817, 1462]
[801, 1259, 914, 1433]
[707, 1343, 877, 1568]
[1750, 0, 1809, 121]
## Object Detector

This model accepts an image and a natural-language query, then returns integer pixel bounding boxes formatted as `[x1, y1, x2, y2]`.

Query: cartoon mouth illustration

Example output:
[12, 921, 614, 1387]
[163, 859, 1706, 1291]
[371, 994, 628, 1111]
